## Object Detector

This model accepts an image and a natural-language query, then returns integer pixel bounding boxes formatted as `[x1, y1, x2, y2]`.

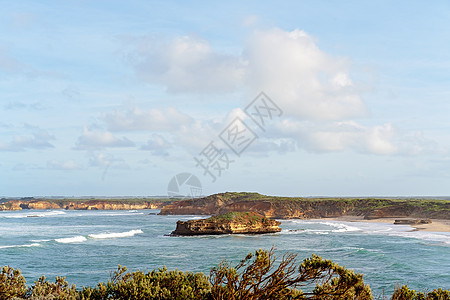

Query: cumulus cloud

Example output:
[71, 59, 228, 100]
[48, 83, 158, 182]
[244, 29, 366, 120]
[103, 106, 192, 132]
[125, 35, 246, 93]
[47, 160, 82, 170]
[141, 133, 172, 156]
[274, 120, 408, 155]
[114, 28, 430, 156]
[75, 126, 135, 150]
[125, 28, 365, 121]
[87, 152, 130, 174]
[0, 129, 55, 151]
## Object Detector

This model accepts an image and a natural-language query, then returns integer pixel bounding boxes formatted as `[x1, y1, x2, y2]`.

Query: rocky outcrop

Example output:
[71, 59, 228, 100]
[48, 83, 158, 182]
[394, 219, 432, 225]
[159, 192, 450, 220]
[170, 212, 282, 236]
[21, 201, 61, 210]
[0, 201, 22, 211]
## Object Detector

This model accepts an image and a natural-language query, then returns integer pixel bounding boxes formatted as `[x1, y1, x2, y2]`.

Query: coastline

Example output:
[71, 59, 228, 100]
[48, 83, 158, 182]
[322, 216, 450, 232]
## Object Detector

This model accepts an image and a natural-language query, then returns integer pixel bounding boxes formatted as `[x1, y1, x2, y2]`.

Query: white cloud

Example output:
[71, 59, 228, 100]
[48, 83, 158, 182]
[87, 152, 130, 171]
[141, 134, 171, 156]
[0, 129, 55, 151]
[109, 28, 434, 156]
[75, 126, 135, 150]
[125, 28, 366, 121]
[125, 35, 246, 93]
[103, 106, 192, 132]
[274, 120, 402, 155]
[244, 28, 366, 120]
[47, 160, 82, 170]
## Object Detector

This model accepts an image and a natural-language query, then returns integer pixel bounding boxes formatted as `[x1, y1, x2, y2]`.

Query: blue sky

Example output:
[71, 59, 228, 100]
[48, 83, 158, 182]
[1, 1, 449, 197]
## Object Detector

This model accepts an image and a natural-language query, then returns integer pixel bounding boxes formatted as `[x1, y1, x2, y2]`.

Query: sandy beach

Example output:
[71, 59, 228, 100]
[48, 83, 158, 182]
[323, 216, 450, 232]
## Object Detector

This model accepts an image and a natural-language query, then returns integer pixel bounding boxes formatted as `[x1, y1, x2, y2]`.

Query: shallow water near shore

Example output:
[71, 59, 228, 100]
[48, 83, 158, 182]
[1, 209, 449, 296]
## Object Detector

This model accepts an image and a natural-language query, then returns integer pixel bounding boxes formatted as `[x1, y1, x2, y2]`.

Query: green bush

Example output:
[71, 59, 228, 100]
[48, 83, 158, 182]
[391, 285, 449, 300]
[0, 266, 27, 300]
[81, 265, 211, 300]
[210, 248, 373, 300]
[28, 276, 79, 299]
[1, 252, 448, 299]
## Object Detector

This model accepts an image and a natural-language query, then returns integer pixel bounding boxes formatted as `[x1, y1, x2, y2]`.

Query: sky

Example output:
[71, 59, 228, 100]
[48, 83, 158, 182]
[1, 1, 450, 197]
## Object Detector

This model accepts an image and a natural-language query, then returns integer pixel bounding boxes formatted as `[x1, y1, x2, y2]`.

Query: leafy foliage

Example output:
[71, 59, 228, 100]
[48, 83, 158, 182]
[391, 285, 450, 300]
[210, 248, 373, 299]
[81, 265, 211, 300]
[0, 266, 27, 299]
[1, 250, 448, 299]
[28, 276, 79, 299]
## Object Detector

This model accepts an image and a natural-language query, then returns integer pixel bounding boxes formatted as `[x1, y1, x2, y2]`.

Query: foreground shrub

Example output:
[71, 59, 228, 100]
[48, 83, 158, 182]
[391, 285, 450, 300]
[81, 265, 211, 300]
[0, 266, 27, 299]
[27, 276, 79, 299]
[210, 248, 373, 299]
[1, 250, 448, 299]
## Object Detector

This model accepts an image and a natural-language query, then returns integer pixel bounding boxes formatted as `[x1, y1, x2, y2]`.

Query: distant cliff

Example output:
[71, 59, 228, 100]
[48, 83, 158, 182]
[171, 211, 282, 236]
[0, 199, 166, 211]
[159, 192, 450, 220]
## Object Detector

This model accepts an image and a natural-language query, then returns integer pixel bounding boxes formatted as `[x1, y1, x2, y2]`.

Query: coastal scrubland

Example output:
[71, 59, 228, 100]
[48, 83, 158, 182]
[1, 248, 448, 300]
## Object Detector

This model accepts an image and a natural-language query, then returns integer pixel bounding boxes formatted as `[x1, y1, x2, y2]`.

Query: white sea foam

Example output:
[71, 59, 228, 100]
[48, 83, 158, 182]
[287, 219, 450, 245]
[0, 243, 41, 249]
[100, 212, 145, 216]
[55, 236, 87, 243]
[2, 210, 66, 219]
[89, 229, 143, 239]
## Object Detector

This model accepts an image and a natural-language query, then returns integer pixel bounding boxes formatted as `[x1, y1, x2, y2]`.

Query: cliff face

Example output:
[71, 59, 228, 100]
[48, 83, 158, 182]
[171, 212, 281, 236]
[63, 200, 159, 210]
[160, 193, 450, 220]
[159, 193, 238, 215]
[0, 199, 163, 211]
[20, 201, 61, 210]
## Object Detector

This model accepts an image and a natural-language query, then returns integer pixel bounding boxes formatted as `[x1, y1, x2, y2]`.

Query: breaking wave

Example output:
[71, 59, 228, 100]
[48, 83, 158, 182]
[55, 236, 87, 244]
[0, 243, 41, 249]
[89, 229, 143, 239]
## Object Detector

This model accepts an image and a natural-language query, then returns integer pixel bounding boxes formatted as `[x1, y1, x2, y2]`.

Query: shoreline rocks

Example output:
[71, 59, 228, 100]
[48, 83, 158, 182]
[394, 219, 432, 225]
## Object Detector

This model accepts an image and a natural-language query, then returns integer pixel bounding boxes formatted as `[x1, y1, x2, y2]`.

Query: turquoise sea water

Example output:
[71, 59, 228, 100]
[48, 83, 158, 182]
[0, 209, 449, 297]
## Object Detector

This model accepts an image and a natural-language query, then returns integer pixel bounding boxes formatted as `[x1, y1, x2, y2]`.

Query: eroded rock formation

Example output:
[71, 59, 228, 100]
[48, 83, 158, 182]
[170, 211, 282, 236]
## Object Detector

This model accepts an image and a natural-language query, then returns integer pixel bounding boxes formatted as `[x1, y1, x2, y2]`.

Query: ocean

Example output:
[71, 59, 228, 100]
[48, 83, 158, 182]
[1, 209, 449, 297]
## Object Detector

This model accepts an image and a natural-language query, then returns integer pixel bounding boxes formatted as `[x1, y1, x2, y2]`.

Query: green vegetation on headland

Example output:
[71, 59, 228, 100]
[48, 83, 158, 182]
[208, 211, 267, 223]
[1, 192, 449, 220]
[159, 192, 450, 219]
[1, 249, 448, 300]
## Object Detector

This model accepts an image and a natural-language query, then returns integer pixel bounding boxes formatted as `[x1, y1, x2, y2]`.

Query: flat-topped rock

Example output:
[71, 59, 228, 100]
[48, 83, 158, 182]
[394, 219, 432, 225]
[170, 211, 282, 236]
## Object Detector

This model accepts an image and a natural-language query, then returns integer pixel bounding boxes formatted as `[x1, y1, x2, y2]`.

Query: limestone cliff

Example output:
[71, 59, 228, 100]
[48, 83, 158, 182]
[63, 200, 159, 210]
[159, 192, 450, 220]
[171, 211, 281, 236]
[0, 199, 164, 211]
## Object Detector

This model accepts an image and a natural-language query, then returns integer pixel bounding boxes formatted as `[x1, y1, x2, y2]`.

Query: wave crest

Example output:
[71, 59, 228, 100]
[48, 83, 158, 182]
[55, 236, 87, 244]
[89, 229, 143, 239]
